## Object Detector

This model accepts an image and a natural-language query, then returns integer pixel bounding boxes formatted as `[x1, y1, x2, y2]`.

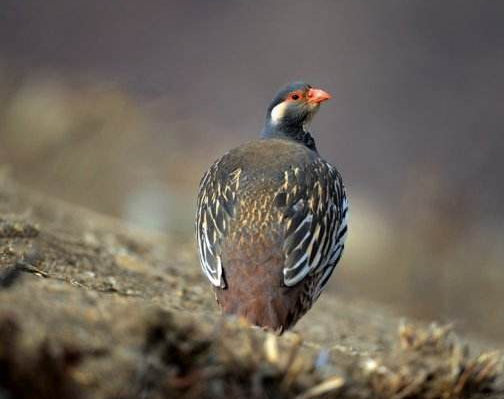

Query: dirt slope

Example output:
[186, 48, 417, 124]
[0, 174, 502, 399]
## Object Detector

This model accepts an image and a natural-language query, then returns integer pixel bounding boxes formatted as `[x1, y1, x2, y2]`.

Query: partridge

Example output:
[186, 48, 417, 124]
[196, 82, 348, 333]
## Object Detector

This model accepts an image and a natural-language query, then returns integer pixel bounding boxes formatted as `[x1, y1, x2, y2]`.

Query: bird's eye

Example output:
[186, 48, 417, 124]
[289, 93, 300, 100]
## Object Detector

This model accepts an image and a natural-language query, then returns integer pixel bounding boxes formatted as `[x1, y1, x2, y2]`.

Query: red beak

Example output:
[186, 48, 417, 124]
[307, 88, 332, 104]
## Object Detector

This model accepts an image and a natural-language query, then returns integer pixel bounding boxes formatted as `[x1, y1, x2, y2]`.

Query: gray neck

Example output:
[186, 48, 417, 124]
[261, 120, 317, 152]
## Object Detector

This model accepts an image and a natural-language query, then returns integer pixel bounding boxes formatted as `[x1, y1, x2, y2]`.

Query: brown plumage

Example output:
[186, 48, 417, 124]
[196, 82, 348, 333]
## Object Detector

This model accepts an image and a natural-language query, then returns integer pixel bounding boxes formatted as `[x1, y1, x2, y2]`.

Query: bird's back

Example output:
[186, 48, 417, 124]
[196, 138, 347, 332]
[216, 138, 320, 255]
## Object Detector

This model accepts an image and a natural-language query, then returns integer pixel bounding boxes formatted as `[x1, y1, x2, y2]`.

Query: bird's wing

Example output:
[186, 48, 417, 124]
[196, 158, 240, 288]
[278, 160, 348, 293]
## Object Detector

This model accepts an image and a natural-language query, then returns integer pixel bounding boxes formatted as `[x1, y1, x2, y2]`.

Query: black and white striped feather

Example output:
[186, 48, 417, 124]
[196, 159, 240, 287]
[277, 160, 348, 298]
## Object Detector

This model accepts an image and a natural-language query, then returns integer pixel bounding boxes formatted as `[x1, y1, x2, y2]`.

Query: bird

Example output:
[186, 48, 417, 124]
[196, 82, 348, 333]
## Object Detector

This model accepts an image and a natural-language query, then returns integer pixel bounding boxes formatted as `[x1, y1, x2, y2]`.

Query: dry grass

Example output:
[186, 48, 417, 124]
[351, 322, 503, 399]
[118, 315, 504, 399]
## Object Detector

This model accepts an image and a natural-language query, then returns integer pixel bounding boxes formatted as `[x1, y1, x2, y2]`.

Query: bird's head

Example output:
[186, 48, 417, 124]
[261, 82, 331, 146]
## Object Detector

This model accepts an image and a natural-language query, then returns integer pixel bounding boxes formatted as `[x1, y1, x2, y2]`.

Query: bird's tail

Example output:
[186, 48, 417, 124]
[215, 257, 302, 333]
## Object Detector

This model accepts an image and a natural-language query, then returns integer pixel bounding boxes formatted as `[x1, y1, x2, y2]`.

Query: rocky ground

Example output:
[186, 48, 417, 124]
[0, 173, 502, 399]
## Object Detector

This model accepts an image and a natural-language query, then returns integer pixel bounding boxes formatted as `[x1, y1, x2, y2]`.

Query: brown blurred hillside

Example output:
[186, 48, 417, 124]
[1, 0, 504, 343]
[0, 177, 502, 399]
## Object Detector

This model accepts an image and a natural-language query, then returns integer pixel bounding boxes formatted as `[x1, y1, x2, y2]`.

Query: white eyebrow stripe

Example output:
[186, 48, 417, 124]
[270, 101, 289, 124]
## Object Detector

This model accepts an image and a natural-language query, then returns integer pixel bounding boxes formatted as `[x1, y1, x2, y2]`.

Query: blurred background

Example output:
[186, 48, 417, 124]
[1, 1, 503, 341]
